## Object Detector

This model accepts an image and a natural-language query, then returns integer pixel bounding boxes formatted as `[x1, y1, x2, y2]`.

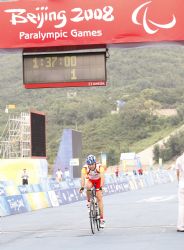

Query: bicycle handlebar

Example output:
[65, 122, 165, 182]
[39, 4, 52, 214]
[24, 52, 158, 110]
[80, 186, 103, 193]
[87, 187, 102, 191]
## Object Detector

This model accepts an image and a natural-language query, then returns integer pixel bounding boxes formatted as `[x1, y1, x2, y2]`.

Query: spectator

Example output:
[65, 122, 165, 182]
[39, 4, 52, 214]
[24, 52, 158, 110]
[21, 169, 29, 185]
[175, 153, 184, 232]
[138, 168, 143, 175]
[133, 170, 137, 175]
[55, 168, 63, 182]
[64, 167, 70, 180]
[115, 166, 119, 177]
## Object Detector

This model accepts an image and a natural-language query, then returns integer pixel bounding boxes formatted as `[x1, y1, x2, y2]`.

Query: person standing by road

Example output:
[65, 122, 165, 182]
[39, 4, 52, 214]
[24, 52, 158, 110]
[55, 168, 63, 183]
[21, 168, 29, 185]
[64, 167, 70, 180]
[115, 166, 119, 177]
[176, 153, 184, 232]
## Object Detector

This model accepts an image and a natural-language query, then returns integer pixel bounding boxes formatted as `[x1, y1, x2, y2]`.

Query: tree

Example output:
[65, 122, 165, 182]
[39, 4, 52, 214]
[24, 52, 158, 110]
[153, 144, 160, 163]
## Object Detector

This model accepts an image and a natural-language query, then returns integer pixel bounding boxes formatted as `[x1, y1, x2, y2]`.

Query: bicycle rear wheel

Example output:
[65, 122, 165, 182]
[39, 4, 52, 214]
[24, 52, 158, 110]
[89, 201, 96, 234]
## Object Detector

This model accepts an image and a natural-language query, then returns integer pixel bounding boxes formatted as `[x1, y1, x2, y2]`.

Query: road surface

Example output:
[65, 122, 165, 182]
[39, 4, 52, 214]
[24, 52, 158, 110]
[0, 182, 182, 250]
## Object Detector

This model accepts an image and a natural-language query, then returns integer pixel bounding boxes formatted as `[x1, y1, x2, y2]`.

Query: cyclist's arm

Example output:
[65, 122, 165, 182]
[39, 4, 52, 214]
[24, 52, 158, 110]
[176, 169, 180, 183]
[81, 168, 87, 188]
[100, 166, 105, 187]
[176, 159, 180, 183]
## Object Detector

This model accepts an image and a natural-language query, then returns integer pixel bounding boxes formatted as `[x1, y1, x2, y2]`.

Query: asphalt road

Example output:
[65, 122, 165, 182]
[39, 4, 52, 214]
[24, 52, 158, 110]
[0, 182, 182, 250]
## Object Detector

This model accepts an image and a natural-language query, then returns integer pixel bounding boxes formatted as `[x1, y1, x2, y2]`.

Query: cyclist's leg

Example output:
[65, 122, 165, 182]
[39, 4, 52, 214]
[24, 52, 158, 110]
[94, 178, 104, 219]
[86, 179, 93, 205]
[96, 188, 105, 228]
[96, 190, 104, 219]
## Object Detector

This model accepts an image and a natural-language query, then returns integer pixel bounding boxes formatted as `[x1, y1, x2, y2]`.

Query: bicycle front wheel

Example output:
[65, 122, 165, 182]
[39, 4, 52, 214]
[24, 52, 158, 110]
[96, 205, 100, 231]
[89, 201, 96, 234]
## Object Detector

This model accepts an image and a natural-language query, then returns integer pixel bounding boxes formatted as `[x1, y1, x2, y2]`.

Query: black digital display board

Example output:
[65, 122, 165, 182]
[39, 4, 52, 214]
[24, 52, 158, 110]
[23, 48, 107, 88]
[30, 112, 46, 157]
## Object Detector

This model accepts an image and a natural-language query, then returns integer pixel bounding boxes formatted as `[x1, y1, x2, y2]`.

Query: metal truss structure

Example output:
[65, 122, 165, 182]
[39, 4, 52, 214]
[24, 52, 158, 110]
[0, 112, 31, 158]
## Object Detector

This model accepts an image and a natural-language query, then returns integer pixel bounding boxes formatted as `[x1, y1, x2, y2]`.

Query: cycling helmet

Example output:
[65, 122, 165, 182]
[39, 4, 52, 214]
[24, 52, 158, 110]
[86, 154, 96, 165]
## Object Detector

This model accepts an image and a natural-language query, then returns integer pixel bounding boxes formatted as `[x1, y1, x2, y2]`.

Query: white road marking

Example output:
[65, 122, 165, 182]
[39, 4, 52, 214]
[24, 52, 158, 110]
[136, 195, 176, 203]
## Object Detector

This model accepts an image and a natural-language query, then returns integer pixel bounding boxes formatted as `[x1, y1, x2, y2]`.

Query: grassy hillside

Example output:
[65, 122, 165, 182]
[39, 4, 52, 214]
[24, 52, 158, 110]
[0, 44, 184, 166]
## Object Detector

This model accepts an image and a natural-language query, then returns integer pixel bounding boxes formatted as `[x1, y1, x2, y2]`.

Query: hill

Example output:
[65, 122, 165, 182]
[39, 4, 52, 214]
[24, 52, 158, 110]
[0, 44, 184, 167]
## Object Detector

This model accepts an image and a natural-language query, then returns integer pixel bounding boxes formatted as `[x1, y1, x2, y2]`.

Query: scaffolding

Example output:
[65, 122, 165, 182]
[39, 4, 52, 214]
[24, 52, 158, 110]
[0, 112, 31, 158]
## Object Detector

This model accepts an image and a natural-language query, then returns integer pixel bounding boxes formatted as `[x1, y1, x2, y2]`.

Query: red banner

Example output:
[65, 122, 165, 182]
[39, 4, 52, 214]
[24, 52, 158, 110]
[0, 0, 182, 49]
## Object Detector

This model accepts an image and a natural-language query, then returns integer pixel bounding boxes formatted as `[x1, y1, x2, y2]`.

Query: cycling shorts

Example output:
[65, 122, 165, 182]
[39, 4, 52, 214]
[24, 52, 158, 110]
[88, 178, 101, 190]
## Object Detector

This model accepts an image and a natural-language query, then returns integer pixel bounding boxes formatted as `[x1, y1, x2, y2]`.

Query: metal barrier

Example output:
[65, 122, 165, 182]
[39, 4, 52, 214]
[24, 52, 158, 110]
[0, 170, 175, 217]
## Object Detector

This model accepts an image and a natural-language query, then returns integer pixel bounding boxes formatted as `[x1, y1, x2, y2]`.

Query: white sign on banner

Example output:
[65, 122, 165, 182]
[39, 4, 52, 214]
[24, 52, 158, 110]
[69, 158, 79, 166]
[48, 191, 59, 207]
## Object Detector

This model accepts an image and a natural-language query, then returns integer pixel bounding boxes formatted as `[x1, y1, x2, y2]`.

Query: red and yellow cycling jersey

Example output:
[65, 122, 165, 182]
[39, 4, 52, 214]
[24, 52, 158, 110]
[81, 163, 104, 180]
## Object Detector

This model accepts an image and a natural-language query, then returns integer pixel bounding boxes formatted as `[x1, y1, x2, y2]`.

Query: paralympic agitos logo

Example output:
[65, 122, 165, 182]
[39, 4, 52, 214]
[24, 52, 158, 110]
[132, 1, 176, 34]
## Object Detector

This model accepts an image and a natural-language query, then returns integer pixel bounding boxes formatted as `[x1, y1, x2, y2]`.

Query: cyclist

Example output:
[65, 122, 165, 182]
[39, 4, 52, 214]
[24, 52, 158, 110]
[80, 154, 105, 228]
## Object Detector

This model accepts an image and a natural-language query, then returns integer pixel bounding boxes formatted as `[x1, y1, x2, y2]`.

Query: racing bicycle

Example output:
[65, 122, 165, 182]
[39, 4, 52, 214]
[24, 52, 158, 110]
[88, 186, 101, 234]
